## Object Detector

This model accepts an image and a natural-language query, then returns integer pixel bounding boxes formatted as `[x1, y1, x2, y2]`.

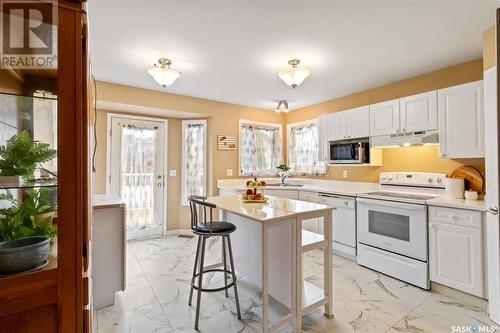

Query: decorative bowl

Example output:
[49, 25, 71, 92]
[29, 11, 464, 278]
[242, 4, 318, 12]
[0, 236, 50, 274]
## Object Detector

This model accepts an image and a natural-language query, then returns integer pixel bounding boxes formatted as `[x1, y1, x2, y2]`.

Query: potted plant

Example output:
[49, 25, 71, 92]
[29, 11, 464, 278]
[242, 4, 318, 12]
[0, 188, 56, 274]
[0, 130, 56, 185]
[276, 164, 291, 185]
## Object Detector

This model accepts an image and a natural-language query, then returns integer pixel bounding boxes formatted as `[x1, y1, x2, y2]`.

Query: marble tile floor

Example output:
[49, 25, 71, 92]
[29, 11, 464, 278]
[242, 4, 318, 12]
[95, 231, 498, 333]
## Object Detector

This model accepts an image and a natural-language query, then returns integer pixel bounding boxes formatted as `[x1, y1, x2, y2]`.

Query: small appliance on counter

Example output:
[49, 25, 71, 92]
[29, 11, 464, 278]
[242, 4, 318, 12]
[444, 177, 465, 199]
[356, 172, 446, 289]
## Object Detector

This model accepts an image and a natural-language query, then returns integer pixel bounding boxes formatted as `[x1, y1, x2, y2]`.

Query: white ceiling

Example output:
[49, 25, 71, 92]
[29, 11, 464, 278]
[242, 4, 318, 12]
[87, 1, 500, 111]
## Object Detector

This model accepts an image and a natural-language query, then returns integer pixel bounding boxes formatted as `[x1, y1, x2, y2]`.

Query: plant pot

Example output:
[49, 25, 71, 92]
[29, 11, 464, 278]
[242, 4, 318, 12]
[35, 211, 56, 224]
[0, 175, 23, 187]
[0, 236, 50, 274]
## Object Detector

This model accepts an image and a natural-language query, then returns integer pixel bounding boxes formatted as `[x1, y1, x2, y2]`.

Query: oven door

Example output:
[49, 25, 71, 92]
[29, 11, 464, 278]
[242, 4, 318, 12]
[356, 197, 427, 261]
[329, 142, 362, 163]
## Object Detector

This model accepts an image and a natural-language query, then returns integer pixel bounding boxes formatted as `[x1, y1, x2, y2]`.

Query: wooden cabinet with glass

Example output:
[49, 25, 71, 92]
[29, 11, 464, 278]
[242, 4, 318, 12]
[0, 1, 91, 333]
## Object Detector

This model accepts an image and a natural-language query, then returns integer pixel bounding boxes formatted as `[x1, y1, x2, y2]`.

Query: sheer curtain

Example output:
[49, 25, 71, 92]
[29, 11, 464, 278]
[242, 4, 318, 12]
[288, 122, 327, 175]
[183, 122, 206, 205]
[120, 126, 156, 231]
[240, 122, 282, 176]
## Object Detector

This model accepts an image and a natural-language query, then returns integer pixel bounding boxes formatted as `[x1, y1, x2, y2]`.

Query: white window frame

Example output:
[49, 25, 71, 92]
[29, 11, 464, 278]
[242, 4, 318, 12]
[238, 119, 282, 176]
[287, 119, 325, 175]
[181, 119, 207, 206]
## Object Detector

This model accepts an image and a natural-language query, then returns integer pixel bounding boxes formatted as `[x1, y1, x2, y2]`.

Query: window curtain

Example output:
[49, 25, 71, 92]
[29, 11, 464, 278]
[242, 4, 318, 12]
[288, 123, 326, 175]
[240, 123, 282, 176]
[121, 127, 156, 230]
[184, 123, 205, 204]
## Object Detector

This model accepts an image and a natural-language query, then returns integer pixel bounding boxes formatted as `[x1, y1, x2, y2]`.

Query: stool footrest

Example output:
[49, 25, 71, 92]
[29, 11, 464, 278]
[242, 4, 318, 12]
[190, 268, 235, 293]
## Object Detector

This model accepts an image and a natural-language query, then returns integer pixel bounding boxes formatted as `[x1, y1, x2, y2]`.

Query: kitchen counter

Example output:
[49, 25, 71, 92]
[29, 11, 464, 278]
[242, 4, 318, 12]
[208, 194, 334, 332]
[218, 178, 486, 211]
[93, 194, 125, 209]
[426, 197, 486, 211]
[217, 178, 379, 197]
[208, 195, 332, 222]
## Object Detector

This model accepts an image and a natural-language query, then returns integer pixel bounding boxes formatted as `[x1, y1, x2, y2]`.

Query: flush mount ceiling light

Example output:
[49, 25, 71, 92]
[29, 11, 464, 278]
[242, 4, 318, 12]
[275, 100, 289, 113]
[147, 58, 181, 87]
[278, 58, 310, 88]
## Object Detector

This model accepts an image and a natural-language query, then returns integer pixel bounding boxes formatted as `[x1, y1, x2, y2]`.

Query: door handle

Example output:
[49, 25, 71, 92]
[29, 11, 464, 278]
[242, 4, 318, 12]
[487, 206, 499, 215]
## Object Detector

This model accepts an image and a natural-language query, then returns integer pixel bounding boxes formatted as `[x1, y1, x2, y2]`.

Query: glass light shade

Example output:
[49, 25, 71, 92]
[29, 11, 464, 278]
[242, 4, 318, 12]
[278, 66, 310, 87]
[147, 66, 181, 87]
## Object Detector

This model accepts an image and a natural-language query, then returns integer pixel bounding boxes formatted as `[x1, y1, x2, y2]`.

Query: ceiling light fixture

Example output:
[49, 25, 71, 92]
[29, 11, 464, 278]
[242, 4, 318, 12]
[275, 100, 289, 113]
[278, 58, 310, 88]
[147, 58, 181, 87]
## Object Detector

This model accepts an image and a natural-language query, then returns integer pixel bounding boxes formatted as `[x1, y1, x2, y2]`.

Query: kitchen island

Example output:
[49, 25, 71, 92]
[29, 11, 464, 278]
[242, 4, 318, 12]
[207, 195, 335, 333]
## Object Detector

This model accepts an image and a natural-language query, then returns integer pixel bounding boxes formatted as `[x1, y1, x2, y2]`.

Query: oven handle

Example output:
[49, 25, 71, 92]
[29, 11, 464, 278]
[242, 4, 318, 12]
[356, 197, 427, 211]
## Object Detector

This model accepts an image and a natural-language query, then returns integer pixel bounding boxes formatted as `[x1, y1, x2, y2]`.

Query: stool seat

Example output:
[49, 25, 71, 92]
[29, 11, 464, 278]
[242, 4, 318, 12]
[195, 221, 236, 234]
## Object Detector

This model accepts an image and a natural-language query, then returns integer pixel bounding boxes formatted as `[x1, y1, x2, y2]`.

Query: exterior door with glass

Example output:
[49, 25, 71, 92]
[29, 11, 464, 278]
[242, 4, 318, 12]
[109, 116, 166, 240]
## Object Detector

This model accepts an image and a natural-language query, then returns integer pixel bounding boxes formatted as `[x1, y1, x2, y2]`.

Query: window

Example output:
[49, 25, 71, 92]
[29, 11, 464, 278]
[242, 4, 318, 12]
[182, 120, 207, 205]
[239, 120, 282, 176]
[287, 120, 326, 175]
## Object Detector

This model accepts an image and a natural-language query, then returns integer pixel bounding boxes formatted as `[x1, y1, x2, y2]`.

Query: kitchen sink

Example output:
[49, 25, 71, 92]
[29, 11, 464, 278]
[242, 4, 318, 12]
[265, 183, 304, 187]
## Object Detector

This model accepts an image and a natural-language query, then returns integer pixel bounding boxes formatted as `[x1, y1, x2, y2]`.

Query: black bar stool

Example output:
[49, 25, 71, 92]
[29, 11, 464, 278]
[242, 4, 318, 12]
[187, 195, 241, 330]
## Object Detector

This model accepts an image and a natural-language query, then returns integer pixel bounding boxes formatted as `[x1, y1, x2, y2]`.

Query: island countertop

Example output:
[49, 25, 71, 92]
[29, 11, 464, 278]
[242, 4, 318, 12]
[208, 195, 333, 223]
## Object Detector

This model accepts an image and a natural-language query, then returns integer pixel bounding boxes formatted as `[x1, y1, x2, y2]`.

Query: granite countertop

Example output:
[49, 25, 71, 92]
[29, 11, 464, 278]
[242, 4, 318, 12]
[217, 178, 379, 197]
[207, 195, 334, 223]
[426, 197, 486, 212]
[218, 178, 486, 211]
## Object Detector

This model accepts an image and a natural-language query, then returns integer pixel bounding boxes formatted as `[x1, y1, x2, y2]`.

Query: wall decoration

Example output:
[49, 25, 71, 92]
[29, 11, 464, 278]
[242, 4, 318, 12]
[217, 135, 236, 150]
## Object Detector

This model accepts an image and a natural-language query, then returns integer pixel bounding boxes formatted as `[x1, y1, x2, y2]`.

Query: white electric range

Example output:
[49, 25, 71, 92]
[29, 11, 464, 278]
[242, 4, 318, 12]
[356, 172, 446, 289]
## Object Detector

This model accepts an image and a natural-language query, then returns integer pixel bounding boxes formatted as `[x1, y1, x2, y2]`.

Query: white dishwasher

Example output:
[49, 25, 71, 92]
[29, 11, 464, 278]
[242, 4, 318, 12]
[318, 193, 357, 257]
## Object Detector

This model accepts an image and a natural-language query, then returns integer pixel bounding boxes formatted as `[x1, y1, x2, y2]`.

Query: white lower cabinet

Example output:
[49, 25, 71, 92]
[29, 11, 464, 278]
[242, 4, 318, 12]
[263, 189, 298, 200]
[429, 206, 484, 297]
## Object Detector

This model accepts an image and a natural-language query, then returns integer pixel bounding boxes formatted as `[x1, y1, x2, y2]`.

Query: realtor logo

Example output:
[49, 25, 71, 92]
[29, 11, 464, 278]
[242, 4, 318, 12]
[1, 1, 56, 69]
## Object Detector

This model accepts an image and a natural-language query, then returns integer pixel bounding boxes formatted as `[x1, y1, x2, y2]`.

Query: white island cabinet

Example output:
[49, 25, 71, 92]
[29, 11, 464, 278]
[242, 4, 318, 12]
[208, 195, 335, 333]
[428, 206, 485, 297]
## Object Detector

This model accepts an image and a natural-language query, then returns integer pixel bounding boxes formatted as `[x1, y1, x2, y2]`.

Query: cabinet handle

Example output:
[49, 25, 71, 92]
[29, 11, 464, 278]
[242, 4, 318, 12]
[487, 206, 499, 215]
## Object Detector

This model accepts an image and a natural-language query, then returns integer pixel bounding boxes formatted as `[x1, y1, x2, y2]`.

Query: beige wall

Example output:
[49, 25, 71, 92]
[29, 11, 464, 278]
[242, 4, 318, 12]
[94, 58, 487, 229]
[483, 26, 496, 70]
[93, 81, 285, 229]
[286, 58, 485, 183]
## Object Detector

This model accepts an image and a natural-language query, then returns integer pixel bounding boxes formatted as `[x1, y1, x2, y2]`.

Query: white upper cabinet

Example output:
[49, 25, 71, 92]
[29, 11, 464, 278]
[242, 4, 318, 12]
[317, 115, 329, 161]
[346, 106, 370, 139]
[369, 99, 400, 136]
[400, 91, 438, 133]
[327, 106, 369, 141]
[438, 80, 484, 158]
[327, 111, 347, 141]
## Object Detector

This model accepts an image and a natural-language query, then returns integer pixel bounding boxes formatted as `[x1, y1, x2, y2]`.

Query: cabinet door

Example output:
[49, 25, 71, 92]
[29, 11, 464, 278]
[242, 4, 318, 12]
[429, 221, 483, 297]
[438, 80, 484, 158]
[400, 91, 437, 132]
[317, 115, 329, 161]
[263, 189, 298, 200]
[369, 99, 400, 136]
[327, 112, 347, 141]
[346, 106, 370, 139]
[332, 207, 356, 247]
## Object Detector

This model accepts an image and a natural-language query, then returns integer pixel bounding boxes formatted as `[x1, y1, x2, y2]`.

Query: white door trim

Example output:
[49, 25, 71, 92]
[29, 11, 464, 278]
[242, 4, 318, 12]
[485, 65, 500, 323]
[105, 112, 169, 235]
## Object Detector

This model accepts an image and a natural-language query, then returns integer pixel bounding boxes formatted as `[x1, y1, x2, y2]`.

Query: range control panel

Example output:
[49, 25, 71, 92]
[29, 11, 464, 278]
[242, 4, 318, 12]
[379, 172, 446, 188]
